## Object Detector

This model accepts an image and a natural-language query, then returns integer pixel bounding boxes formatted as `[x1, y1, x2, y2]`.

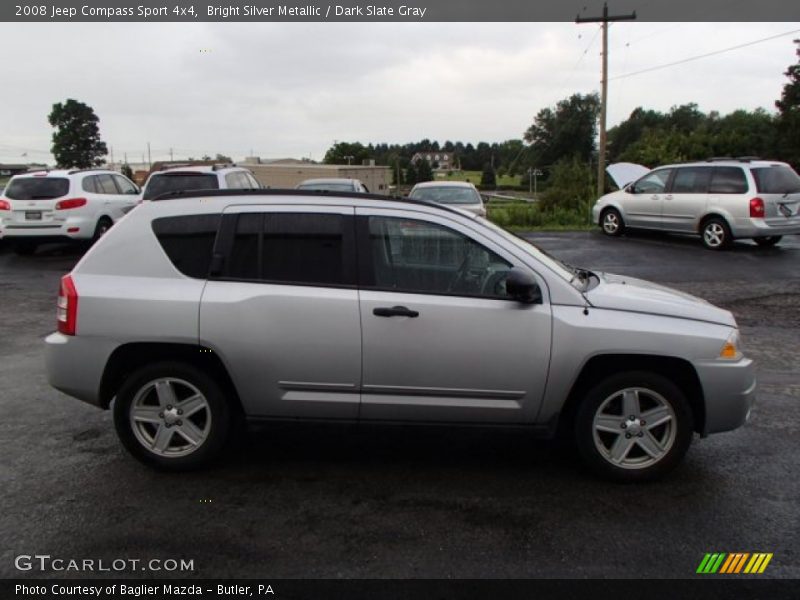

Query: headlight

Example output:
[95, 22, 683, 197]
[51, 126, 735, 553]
[719, 329, 742, 360]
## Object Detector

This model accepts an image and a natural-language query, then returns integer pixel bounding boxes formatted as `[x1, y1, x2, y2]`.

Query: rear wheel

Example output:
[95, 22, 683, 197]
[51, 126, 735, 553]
[701, 217, 732, 250]
[575, 371, 693, 482]
[753, 236, 782, 247]
[601, 208, 625, 237]
[92, 217, 113, 243]
[113, 362, 232, 470]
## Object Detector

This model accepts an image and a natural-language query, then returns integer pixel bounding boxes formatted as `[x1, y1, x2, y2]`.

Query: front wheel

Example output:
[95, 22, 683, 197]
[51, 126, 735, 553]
[574, 371, 693, 482]
[754, 236, 782, 247]
[600, 208, 625, 237]
[92, 217, 113, 243]
[113, 362, 232, 470]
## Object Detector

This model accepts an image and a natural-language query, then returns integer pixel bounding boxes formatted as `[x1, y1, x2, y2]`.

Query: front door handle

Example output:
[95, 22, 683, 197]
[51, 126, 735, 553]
[373, 306, 419, 318]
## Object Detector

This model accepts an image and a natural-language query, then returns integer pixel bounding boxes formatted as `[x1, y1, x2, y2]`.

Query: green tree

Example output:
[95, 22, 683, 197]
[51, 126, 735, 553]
[415, 159, 434, 183]
[523, 93, 600, 167]
[215, 153, 233, 163]
[120, 163, 134, 179]
[323, 141, 369, 165]
[480, 162, 496, 187]
[540, 158, 595, 213]
[405, 161, 418, 185]
[776, 39, 800, 168]
[48, 99, 108, 168]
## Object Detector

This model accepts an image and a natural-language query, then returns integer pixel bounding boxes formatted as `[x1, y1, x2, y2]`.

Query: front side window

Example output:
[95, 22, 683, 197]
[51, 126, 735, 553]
[223, 213, 351, 287]
[366, 216, 512, 298]
[113, 174, 138, 194]
[95, 174, 120, 194]
[632, 169, 672, 194]
[709, 167, 748, 194]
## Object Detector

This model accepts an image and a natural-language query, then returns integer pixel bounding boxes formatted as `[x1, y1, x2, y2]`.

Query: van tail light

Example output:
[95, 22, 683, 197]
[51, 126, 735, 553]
[55, 197, 88, 210]
[0, 200, 10, 210]
[57, 275, 78, 335]
[749, 197, 765, 218]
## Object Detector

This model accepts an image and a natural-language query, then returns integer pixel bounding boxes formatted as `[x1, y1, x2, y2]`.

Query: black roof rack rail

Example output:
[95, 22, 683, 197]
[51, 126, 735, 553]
[147, 188, 469, 217]
[67, 167, 114, 175]
[704, 156, 761, 163]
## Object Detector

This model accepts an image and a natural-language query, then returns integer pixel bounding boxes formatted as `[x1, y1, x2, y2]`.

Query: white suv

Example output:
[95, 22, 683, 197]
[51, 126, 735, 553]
[592, 158, 800, 249]
[141, 165, 261, 200]
[0, 168, 140, 254]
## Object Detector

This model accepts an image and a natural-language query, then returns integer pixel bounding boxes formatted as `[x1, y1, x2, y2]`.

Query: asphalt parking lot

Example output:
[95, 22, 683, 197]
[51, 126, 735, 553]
[0, 230, 798, 579]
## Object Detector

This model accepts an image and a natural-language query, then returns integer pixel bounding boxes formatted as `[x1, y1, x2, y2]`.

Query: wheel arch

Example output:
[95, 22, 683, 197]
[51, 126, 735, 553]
[99, 342, 243, 417]
[556, 353, 705, 437]
[697, 211, 732, 234]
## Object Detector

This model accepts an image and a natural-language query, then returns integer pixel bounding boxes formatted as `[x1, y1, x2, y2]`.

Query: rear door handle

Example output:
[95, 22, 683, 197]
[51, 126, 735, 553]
[373, 306, 419, 318]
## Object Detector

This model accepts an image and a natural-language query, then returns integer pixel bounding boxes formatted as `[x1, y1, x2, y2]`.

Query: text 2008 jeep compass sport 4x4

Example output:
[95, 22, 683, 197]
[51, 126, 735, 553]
[45, 190, 756, 481]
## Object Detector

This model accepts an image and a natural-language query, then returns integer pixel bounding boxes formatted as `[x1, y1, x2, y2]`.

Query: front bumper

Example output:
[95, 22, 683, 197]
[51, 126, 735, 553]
[693, 356, 756, 435]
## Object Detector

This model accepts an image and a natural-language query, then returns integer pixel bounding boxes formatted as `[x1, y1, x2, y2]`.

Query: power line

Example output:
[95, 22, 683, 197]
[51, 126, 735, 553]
[610, 28, 800, 81]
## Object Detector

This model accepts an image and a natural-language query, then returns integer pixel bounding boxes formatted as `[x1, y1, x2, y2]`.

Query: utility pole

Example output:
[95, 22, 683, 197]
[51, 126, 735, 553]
[147, 142, 152, 169]
[576, 2, 636, 197]
[169, 147, 174, 162]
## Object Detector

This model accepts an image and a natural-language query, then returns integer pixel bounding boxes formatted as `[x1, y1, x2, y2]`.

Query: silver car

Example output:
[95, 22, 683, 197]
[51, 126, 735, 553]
[409, 181, 487, 217]
[45, 190, 755, 481]
[296, 178, 369, 193]
[592, 158, 800, 249]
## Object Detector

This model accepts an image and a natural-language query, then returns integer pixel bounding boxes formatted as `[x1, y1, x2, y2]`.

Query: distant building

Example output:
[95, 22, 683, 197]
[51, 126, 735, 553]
[410, 152, 455, 171]
[0, 164, 34, 178]
[242, 161, 392, 195]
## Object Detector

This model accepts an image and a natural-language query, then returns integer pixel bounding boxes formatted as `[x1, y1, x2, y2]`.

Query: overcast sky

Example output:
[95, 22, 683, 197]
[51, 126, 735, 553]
[1, 22, 798, 165]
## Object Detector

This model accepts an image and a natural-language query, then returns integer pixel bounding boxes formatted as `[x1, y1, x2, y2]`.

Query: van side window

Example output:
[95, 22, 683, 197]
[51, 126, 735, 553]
[670, 168, 711, 193]
[633, 170, 672, 194]
[709, 167, 748, 194]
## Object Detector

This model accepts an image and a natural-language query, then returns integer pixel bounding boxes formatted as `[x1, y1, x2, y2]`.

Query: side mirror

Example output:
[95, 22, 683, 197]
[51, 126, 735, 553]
[506, 268, 542, 304]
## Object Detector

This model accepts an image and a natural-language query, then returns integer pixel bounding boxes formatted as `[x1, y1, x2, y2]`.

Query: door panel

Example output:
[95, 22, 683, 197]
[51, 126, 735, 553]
[356, 208, 551, 424]
[624, 169, 674, 229]
[661, 167, 711, 232]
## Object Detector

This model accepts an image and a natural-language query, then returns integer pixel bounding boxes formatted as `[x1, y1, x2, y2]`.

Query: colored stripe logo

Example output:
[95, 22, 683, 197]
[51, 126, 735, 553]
[697, 553, 773, 574]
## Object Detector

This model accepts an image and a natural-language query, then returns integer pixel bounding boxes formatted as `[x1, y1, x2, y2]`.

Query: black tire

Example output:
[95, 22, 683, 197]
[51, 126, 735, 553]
[574, 371, 694, 483]
[13, 241, 38, 255]
[753, 236, 782, 247]
[600, 208, 625, 237]
[113, 361, 232, 470]
[701, 217, 732, 250]
[92, 217, 113, 243]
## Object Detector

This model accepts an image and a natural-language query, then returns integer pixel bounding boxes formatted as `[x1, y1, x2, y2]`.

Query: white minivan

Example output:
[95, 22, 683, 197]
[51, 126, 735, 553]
[0, 168, 140, 254]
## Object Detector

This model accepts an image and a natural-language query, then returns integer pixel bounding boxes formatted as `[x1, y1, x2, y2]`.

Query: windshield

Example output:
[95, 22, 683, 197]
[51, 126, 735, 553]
[5, 177, 69, 200]
[410, 186, 482, 205]
[751, 165, 800, 194]
[297, 182, 354, 192]
[144, 173, 219, 200]
[479, 218, 581, 285]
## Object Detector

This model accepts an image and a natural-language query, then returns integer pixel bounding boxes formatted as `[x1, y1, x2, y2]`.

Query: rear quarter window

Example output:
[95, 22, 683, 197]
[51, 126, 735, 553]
[152, 214, 221, 278]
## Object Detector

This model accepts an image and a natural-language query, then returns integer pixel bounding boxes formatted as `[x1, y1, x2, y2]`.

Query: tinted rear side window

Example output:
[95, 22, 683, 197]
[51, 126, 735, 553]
[5, 177, 69, 200]
[709, 167, 748, 194]
[152, 214, 221, 278]
[670, 168, 711, 193]
[144, 173, 219, 200]
[222, 213, 352, 286]
[751, 166, 800, 194]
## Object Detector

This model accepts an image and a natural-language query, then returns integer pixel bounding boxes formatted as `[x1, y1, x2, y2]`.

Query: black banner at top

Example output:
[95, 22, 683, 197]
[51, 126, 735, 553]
[3, 0, 800, 22]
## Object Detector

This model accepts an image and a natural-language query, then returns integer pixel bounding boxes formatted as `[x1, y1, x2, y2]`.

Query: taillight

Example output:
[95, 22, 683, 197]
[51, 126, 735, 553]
[55, 197, 88, 210]
[0, 199, 10, 210]
[57, 275, 78, 335]
[749, 197, 765, 218]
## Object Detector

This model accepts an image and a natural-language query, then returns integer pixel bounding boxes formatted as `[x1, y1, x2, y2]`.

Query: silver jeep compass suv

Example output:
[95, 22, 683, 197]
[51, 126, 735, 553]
[45, 190, 756, 481]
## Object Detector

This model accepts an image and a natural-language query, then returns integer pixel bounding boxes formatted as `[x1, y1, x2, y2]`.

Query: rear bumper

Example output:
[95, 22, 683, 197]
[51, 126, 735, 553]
[45, 332, 117, 408]
[731, 216, 800, 238]
[0, 215, 96, 240]
[693, 356, 756, 435]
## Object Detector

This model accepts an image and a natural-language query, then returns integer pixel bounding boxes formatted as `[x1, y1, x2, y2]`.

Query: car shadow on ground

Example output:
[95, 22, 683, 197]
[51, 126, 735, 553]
[614, 229, 789, 253]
